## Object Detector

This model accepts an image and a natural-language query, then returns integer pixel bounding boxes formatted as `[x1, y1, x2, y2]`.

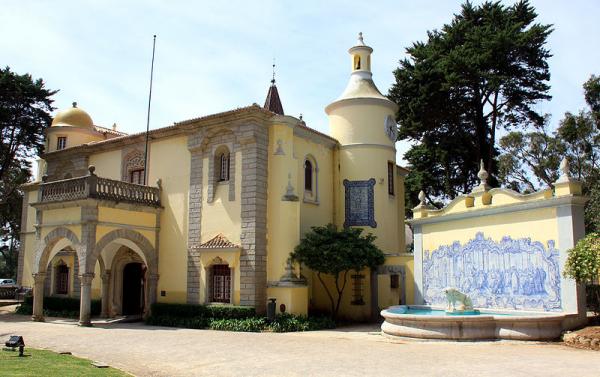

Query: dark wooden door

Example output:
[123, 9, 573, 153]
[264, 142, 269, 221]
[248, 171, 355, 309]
[211, 265, 231, 303]
[122, 263, 143, 315]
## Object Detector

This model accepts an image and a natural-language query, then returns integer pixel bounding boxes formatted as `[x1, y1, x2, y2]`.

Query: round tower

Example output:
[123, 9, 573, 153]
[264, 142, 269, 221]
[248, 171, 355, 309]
[326, 33, 402, 253]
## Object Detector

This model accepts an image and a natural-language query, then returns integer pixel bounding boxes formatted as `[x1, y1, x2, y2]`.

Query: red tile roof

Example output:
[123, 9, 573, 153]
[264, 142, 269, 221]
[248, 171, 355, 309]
[195, 234, 240, 249]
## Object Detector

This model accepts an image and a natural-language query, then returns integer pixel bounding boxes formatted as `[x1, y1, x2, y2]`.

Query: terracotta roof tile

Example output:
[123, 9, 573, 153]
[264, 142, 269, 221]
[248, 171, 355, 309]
[195, 234, 240, 249]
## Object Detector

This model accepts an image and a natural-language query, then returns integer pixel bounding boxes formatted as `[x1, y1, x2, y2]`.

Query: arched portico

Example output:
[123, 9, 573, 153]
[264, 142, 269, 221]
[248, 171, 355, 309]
[90, 229, 159, 319]
[31, 227, 82, 322]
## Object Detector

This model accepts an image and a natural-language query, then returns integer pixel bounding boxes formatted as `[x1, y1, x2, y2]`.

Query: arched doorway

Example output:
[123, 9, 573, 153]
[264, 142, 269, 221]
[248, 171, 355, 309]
[122, 262, 144, 315]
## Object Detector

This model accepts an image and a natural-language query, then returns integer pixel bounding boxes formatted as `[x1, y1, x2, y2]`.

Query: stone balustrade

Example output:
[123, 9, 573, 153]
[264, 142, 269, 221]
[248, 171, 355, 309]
[39, 166, 161, 207]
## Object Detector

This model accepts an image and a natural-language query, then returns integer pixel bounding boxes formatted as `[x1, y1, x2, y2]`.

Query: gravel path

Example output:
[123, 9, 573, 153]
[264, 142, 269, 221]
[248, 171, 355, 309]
[1, 310, 599, 377]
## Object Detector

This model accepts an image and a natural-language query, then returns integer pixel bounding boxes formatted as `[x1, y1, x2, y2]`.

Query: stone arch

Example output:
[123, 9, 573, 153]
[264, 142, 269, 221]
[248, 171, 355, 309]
[90, 228, 157, 275]
[34, 227, 81, 275]
[121, 149, 145, 183]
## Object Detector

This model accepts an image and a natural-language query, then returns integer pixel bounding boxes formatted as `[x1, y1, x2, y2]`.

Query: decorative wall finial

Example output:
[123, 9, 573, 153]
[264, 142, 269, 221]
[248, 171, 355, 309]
[88, 165, 96, 176]
[477, 159, 488, 185]
[418, 190, 426, 206]
[559, 157, 570, 178]
[72, 101, 78, 108]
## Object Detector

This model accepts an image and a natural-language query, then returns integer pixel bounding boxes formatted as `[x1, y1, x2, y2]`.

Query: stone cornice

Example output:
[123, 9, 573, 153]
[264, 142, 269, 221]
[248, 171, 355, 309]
[408, 195, 588, 226]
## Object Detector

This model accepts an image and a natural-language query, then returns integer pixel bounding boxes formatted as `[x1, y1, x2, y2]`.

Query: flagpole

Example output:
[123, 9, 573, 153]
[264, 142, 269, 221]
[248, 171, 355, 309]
[143, 35, 157, 185]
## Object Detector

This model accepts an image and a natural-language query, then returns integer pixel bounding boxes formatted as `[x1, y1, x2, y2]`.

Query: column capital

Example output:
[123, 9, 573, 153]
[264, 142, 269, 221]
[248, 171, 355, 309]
[32, 272, 46, 283]
[101, 270, 111, 283]
[80, 272, 95, 285]
[147, 273, 160, 282]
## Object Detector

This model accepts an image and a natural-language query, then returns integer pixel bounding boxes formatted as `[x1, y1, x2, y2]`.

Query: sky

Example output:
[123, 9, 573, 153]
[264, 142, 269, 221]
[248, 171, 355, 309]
[2, 0, 599, 165]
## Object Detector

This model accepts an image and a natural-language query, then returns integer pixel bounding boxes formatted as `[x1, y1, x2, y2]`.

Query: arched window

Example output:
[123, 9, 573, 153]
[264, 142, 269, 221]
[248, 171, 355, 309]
[304, 160, 313, 191]
[219, 152, 230, 181]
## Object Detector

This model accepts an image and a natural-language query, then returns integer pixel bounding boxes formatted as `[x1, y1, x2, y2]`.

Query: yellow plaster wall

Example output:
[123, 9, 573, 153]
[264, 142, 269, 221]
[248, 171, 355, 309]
[98, 207, 155, 228]
[26, 190, 38, 231]
[335, 147, 401, 253]
[421, 207, 559, 254]
[89, 149, 122, 180]
[147, 136, 190, 302]
[47, 128, 103, 153]
[266, 287, 308, 316]
[200, 159, 241, 245]
[328, 104, 394, 146]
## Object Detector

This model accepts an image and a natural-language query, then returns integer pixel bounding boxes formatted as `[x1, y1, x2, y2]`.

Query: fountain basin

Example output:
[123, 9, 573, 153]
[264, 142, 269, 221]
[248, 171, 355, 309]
[381, 305, 568, 340]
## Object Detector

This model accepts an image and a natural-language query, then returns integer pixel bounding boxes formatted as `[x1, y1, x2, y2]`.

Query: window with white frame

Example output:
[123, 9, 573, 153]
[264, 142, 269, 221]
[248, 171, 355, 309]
[56, 136, 67, 150]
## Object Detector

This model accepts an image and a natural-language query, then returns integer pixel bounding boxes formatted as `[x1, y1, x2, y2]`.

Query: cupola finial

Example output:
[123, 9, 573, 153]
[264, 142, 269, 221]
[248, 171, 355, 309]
[72, 101, 77, 108]
[271, 58, 276, 85]
[358, 32, 364, 45]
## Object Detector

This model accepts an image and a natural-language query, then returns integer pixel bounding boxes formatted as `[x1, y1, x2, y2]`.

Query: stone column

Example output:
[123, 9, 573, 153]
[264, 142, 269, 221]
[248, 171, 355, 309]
[79, 273, 95, 326]
[100, 270, 111, 318]
[32, 272, 46, 322]
[145, 273, 159, 317]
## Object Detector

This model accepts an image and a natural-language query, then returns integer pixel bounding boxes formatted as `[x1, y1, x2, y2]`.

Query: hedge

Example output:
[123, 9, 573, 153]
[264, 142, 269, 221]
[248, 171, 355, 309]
[150, 303, 256, 319]
[16, 296, 101, 318]
[145, 303, 335, 332]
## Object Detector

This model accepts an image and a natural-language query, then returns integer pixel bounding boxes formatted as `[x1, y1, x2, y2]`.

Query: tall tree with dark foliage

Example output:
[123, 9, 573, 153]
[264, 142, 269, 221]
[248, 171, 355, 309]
[0, 66, 56, 278]
[389, 1, 552, 212]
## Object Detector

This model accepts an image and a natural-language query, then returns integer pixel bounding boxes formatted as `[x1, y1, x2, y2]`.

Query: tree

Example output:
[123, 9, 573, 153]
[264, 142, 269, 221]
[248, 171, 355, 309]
[498, 75, 600, 232]
[563, 233, 600, 314]
[290, 224, 384, 319]
[0, 67, 56, 279]
[388, 1, 552, 212]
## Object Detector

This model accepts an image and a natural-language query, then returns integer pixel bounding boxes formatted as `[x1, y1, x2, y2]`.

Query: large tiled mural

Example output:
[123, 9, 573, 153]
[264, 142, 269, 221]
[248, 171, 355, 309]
[423, 232, 561, 311]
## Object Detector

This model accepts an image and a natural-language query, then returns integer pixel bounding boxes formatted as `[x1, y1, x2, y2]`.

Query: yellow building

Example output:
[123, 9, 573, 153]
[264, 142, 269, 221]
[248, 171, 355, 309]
[18, 33, 412, 325]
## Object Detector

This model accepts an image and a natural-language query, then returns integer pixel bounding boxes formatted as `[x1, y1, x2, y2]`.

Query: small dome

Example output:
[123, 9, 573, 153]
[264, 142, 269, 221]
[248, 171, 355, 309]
[51, 102, 94, 129]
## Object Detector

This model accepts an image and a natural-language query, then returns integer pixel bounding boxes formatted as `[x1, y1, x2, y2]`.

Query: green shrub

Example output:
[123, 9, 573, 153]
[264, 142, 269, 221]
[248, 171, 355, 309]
[564, 233, 600, 283]
[269, 314, 336, 332]
[15, 296, 101, 318]
[149, 303, 255, 319]
[209, 317, 265, 332]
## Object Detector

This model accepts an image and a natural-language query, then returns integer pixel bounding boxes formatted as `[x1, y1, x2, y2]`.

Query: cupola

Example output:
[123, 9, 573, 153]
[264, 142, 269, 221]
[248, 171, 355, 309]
[51, 102, 94, 129]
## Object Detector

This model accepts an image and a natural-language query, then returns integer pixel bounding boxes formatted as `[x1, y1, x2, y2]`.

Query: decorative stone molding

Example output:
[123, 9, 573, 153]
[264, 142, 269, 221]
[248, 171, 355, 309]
[79, 272, 95, 286]
[121, 147, 146, 182]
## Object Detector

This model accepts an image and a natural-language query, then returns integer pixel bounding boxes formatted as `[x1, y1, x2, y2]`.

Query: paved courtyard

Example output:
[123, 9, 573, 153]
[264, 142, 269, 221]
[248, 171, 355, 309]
[1, 309, 600, 377]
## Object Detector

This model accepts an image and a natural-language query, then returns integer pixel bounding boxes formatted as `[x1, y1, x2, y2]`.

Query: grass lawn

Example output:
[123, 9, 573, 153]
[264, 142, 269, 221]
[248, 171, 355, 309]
[0, 347, 128, 376]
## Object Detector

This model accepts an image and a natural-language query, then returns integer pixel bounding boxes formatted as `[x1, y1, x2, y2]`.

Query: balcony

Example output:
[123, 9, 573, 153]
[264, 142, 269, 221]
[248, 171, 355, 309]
[39, 166, 161, 207]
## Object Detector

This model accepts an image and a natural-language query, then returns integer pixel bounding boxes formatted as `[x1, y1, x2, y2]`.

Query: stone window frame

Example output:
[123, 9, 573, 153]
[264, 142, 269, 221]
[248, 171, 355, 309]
[204, 256, 234, 305]
[121, 149, 146, 184]
[303, 154, 319, 204]
[216, 146, 231, 182]
[207, 142, 236, 203]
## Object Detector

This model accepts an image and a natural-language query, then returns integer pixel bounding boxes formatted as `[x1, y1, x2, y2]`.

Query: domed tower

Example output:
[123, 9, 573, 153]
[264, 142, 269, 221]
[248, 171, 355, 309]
[46, 102, 99, 153]
[326, 33, 403, 253]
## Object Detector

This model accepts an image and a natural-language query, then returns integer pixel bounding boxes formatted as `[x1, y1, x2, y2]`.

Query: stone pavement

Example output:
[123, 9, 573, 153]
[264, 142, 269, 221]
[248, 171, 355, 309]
[1, 310, 600, 377]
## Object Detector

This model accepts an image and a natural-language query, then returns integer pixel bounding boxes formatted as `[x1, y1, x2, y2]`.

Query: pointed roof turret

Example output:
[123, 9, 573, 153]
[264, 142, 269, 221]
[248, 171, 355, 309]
[263, 61, 284, 115]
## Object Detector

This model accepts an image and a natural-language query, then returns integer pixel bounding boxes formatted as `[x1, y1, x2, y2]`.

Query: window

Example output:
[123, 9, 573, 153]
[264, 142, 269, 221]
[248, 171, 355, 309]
[219, 152, 230, 181]
[351, 274, 365, 305]
[388, 162, 395, 196]
[130, 169, 145, 185]
[55, 263, 69, 295]
[57, 136, 67, 150]
[304, 160, 313, 191]
[211, 264, 231, 303]
[353, 55, 361, 70]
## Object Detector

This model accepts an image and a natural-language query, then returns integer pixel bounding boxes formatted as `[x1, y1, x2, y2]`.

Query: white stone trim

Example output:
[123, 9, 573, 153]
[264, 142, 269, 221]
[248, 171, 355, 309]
[340, 143, 396, 152]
